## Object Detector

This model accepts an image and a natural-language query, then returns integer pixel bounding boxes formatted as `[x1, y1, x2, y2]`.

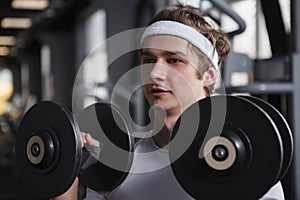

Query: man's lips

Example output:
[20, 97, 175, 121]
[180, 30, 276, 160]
[150, 86, 171, 96]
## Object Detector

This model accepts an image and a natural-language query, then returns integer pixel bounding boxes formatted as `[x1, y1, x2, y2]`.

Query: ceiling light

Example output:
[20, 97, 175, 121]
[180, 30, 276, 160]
[1, 18, 32, 29]
[0, 47, 10, 56]
[0, 36, 16, 46]
[11, 0, 49, 10]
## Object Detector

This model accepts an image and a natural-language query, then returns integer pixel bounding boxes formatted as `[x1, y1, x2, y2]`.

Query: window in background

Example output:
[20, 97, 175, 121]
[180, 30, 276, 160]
[0, 68, 13, 115]
[82, 9, 108, 107]
[41, 44, 54, 100]
[223, 0, 290, 59]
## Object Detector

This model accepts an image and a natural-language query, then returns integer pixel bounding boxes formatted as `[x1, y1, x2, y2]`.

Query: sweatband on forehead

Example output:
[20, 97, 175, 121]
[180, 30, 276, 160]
[140, 20, 219, 69]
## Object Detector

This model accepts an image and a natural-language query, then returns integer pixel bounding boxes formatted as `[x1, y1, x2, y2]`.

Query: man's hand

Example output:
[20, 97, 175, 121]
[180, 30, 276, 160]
[81, 132, 100, 148]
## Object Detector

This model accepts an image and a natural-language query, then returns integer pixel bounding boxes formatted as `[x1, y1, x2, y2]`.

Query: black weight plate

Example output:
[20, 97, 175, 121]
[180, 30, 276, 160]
[169, 95, 283, 200]
[240, 95, 293, 181]
[77, 102, 134, 192]
[15, 101, 82, 198]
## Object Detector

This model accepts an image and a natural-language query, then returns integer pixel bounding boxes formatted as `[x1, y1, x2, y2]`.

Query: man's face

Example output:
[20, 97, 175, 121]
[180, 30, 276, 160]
[140, 35, 210, 116]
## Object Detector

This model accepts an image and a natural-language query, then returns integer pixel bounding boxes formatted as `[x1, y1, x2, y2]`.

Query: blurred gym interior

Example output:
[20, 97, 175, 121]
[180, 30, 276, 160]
[0, 0, 299, 199]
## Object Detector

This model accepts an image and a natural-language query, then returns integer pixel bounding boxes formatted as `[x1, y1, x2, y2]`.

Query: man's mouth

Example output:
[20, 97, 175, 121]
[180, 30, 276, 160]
[150, 86, 171, 96]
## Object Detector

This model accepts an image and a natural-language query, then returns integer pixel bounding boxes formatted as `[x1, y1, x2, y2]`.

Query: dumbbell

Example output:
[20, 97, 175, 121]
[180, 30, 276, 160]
[15, 101, 134, 198]
[15, 95, 293, 199]
[170, 95, 293, 199]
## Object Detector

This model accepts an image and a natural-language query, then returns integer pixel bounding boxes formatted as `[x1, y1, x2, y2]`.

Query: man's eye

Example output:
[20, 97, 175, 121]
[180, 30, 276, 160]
[167, 58, 182, 64]
[142, 58, 156, 64]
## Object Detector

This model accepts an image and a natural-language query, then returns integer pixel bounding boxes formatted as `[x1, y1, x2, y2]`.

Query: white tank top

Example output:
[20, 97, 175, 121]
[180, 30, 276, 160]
[84, 136, 285, 200]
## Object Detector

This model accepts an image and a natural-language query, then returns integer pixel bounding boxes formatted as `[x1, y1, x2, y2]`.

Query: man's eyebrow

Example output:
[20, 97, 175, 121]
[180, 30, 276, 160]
[140, 50, 154, 56]
[140, 49, 187, 57]
[163, 51, 187, 57]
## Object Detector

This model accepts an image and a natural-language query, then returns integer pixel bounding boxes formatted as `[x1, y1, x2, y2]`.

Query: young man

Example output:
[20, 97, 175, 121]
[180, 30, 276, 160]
[54, 3, 285, 200]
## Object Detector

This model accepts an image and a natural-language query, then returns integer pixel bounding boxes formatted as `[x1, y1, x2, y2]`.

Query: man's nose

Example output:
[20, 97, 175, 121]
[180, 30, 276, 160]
[149, 60, 167, 82]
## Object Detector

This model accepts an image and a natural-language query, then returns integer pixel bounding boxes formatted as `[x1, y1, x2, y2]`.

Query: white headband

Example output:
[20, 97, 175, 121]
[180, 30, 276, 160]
[140, 20, 219, 69]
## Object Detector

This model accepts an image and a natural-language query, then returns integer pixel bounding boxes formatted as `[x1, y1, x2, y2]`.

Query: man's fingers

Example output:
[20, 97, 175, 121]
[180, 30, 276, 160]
[80, 132, 87, 147]
[80, 132, 100, 148]
[85, 133, 100, 147]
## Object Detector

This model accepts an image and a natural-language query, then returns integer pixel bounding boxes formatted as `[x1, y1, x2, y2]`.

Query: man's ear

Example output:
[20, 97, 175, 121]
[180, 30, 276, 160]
[203, 67, 217, 87]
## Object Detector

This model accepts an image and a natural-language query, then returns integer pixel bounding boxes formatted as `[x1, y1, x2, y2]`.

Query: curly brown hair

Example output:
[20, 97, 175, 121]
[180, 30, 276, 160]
[148, 2, 231, 67]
